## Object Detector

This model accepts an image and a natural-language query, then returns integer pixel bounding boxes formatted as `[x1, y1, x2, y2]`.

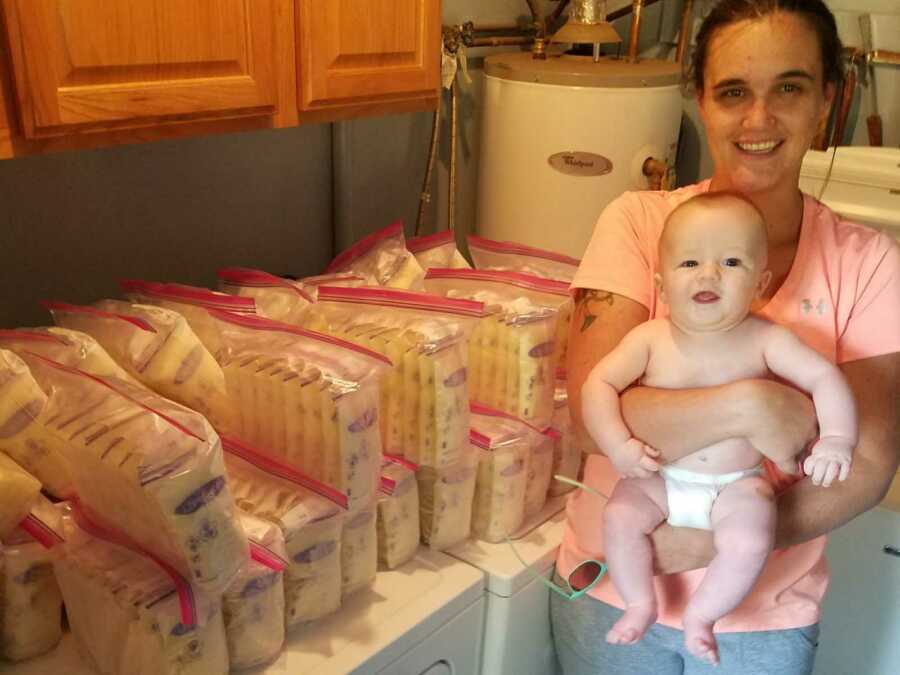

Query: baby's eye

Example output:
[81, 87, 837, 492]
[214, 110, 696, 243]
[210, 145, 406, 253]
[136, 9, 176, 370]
[723, 258, 742, 267]
[679, 260, 698, 268]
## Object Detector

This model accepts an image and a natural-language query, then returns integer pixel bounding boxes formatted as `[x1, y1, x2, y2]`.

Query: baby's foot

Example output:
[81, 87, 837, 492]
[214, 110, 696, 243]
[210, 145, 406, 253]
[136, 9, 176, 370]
[683, 613, 719, 666]
[605, 603, 657, 645]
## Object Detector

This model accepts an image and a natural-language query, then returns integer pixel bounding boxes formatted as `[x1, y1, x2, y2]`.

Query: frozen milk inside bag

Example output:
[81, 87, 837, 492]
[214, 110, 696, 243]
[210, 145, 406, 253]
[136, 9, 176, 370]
[16, 351, 248, 595]
[341, 502, 377, 597]
[224, 512, 287, 670]
[549, 374, 581, 496]
[0, 452, 40, 541]
[218, 267, 314, 325]
[407, 230, 471, 270]
[376, 455, 420, 569]
[325, 220, 426, 290]
[54, 503, 229, 675]
[222, 437, 347, 626]
[417, 447, 478, 550]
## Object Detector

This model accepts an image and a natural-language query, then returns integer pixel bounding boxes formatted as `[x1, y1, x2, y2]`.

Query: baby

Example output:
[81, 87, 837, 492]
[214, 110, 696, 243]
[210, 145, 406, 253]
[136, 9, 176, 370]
[581, 192, 856, 665]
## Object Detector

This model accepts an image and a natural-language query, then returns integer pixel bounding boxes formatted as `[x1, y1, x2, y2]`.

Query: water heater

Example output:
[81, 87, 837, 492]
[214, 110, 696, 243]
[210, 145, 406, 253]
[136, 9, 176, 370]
[477, 52, 683, 258]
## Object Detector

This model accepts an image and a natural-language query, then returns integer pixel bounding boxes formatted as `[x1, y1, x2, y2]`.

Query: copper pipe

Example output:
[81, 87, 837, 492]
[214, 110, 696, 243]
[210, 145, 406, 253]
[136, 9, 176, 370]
[870, 49, 900, 66]
[676, 0, 694, 65]
[548, 0, 572, 27]
[525, 0, 542, 25]
[416, 100, 442, 236]
[470, 23, 526, 33]
[608, 0, 661, 22]
[642, 157, 668, 190]
[448, 78, 458, 231]
[470, 36, 533, 47]
[832, 61, 857, 146]
[628, 0, 644, 63]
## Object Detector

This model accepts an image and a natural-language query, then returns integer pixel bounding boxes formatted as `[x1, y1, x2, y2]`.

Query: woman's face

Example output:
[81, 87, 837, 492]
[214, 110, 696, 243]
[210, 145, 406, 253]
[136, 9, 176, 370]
[697, 11, 836, 196]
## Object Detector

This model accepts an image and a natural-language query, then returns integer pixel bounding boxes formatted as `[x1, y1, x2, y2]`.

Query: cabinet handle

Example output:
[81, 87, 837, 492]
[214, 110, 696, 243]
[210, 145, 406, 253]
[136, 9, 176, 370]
[884, 546, 900, 558]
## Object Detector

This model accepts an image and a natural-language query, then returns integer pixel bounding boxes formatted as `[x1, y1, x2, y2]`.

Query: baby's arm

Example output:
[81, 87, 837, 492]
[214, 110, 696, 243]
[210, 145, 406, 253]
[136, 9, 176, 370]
[581, 322, 660, 478]
[763, 325, 858, 487]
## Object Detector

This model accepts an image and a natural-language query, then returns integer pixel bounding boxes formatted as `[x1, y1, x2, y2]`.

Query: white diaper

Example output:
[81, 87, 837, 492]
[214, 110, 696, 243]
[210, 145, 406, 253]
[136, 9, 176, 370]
[660, 464, 763, 530]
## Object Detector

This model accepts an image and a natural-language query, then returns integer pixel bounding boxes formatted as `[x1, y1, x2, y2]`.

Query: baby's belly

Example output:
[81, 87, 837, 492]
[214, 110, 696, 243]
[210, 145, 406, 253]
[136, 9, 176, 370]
[668, 437, 762, 474]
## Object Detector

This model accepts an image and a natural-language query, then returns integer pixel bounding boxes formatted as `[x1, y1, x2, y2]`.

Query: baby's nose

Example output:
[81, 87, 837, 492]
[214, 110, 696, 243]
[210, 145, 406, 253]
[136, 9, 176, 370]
[697, 262, 720, 280]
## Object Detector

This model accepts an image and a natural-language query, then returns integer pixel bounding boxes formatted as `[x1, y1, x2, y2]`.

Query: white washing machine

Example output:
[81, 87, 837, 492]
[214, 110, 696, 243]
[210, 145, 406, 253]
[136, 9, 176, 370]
[799, 146, 900, 242]
[5, 548, 486, 675]
[446, 500, 569, 675]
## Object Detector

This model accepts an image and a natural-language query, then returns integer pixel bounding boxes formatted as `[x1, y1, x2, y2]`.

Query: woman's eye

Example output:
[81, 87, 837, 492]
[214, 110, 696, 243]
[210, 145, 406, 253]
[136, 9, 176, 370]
[779, 82, 801, 94]
[724, 258, 742, 267]
[721, 88, 745, 99]
[679, 260, 698, 268]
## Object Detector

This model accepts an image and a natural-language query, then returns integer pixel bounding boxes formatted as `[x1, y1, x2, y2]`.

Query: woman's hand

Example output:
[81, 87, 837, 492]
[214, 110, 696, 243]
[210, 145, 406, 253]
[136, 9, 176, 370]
[738, 379, 818, 463]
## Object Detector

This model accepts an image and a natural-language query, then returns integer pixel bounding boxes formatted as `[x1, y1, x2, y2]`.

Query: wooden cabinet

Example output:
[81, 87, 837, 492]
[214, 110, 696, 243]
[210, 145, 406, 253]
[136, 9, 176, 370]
[0, 0, 440, 157]
[1, 0, 297, 140]
[297, 0, 440, 121]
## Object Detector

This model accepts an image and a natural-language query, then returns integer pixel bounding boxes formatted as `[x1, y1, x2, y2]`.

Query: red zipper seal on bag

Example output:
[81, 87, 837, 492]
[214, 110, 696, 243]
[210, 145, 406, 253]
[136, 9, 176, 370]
[317, 285, 486, 317]
[326, 220, 405, 273]
[406, 230, 455, 253]
[69, 499, 197, 629]
[248, 541, 288, 572]
[221, 436, 349, 510]
[470, 402, 561, 439]
[208, 309, 392, 367]
[17, 514, 65, 549]
[217, 268, 314, 303]
[467, 235, 581, 267]
[120, 280, 257, 314]
[424, 268, 570, 296]
[0, 329, 69, 345]
[380, 453, 419, 495]
[42, 300, 157, 332]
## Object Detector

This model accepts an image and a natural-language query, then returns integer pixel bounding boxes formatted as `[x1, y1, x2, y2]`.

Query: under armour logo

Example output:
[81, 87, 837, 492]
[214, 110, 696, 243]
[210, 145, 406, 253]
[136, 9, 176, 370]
[800, 299, 827, 315]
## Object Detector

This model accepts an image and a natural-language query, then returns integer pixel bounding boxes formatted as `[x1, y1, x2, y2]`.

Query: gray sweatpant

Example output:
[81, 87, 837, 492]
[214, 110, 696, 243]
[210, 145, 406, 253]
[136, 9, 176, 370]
[550, 576, 819, 675]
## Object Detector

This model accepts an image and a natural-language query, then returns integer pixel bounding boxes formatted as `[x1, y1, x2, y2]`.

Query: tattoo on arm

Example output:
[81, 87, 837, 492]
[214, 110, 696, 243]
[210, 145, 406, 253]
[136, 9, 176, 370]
[574, 289, 614, 332]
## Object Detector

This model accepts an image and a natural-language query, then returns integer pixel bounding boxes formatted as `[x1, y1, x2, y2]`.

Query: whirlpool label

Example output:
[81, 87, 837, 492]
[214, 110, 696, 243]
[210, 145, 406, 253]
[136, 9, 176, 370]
[548, 152, 613, 177]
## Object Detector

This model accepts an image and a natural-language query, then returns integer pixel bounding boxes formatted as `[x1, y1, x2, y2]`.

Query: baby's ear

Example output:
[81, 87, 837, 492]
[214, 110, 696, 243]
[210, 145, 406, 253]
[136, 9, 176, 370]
[757, 269, 773, 297]
[654, 273, 667, 304]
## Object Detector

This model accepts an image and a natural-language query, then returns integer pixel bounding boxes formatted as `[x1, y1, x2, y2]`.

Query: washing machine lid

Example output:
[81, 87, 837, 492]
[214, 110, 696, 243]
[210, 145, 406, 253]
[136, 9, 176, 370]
[484, 52, 681, 88]
[447, 507, 568, 598]
[801, 147, 900, 192]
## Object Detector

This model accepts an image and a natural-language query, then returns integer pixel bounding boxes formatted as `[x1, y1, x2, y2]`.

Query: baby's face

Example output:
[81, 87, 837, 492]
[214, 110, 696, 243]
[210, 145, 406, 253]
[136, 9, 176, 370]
[657, 198, 770, 333]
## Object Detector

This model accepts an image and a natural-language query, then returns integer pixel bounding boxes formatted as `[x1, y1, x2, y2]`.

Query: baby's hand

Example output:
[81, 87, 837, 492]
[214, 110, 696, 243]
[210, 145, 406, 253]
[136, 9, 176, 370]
[803, 436, 853, 487]
[610, 438, 661, 479]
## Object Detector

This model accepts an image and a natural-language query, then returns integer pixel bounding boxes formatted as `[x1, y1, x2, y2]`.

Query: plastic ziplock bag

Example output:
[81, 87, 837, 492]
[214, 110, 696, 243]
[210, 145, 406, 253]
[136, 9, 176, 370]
[0, 348, 72, 498]
[377, 455, 420, 570]
[326, 221, 426, 290]
[218, 267, 314, 325]
[416, 446, 478, 550]
[467, 235, 580, 283]
[15, 351, 248, 595]
[1, 497, 64, 662]
[424, 269, 567, 429]
[46, 300, 228, 426]
[121, 280, 256, 358]
[222, 436, 347, 626]
[224, 512, 287, 670]
[549, 375, 581, 497]
[54, 503, 229, 675]
[304, 286, 485, 468]
[0, 451, 40, 541]
[298, 273, 366, 301]
[407, 230, 471, 271]
[209, 310, 389, 509]
[0, 327, 137, 383]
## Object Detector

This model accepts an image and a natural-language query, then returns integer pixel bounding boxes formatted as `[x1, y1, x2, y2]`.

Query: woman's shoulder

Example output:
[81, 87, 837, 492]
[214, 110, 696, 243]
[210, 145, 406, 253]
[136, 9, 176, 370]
[609, 181, 711, 220]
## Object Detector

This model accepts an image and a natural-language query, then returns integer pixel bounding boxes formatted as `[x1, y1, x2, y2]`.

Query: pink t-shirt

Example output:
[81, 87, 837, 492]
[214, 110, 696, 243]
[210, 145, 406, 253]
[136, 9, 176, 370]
[559, 180, 900, 632]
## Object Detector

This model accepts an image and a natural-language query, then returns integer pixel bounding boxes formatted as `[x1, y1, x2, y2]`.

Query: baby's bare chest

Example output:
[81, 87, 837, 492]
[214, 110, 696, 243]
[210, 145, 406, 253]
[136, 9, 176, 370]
[642, 335, 769, 389]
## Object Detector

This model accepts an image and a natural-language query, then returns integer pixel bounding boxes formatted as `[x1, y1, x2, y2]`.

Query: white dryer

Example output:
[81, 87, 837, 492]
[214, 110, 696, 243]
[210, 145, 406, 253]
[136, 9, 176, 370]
[447, 501, 568, 675]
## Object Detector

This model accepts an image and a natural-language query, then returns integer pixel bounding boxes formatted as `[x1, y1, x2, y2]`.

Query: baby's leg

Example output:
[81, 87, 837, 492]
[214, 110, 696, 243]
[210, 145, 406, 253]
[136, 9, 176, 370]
[683, 475, 775, 666]
[603, 474, 668, 646]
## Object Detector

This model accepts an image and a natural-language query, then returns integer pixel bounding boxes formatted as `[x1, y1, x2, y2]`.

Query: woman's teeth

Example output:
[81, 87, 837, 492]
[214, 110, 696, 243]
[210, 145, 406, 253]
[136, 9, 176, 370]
[737, 140, 780, 154]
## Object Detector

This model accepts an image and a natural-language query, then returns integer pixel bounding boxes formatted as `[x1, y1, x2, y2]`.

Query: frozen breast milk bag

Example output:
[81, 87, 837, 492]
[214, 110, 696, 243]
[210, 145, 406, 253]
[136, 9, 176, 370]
[548, 375, 581, 497]
[523, 429, 556, 518]
[1, 499, 65, 662]
[0, 348, 73, 498]
[325, 220, 426, 290]
[376, 456, 420, 569]
[218, 267, 314, 325]
[211, 311, 388, 509]
[16, 352, 248, 594]
[223, 512, 287, 670]
[47, 300, 228, 425]
[407, 230, 471, 270]
[0, 453, 40, 540]
[222, 437, 347, 626]
[417, 448, 478, 550]
[54, 505, 229, 675]
[341, 502, 378, 597]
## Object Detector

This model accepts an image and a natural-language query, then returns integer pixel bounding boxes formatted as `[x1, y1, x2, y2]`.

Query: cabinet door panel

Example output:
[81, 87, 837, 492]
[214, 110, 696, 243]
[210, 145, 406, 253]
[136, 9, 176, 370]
[298, 0, 439, 109]
[2, 0, 279, 136]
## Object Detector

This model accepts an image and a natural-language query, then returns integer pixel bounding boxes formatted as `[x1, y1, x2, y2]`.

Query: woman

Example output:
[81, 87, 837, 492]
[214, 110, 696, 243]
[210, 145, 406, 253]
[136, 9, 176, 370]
[552, 1, 900, 674]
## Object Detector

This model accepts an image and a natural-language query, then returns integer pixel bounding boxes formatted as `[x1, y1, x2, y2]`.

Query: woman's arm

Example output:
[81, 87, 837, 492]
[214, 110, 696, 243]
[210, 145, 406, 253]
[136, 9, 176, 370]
[648, 351, 900, 574]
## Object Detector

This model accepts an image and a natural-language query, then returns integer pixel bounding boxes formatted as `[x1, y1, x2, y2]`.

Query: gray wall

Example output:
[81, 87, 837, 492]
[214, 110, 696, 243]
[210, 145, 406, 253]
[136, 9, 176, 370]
[0, 124, 333, 327]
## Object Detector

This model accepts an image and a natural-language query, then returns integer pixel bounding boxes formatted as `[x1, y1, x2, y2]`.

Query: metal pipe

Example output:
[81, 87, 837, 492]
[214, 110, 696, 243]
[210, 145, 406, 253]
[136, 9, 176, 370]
[448, 79, 458, 231]
[548, 0, 572, 27]
[470, 36, 534, 47]
[628, 0, 644, 63]
[675, 0, 694, 65]
[609, 0, 661, 22]
[870, 49, 900, 66]
[415, 101, 442, 236]
[470, 22, 526, 33]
